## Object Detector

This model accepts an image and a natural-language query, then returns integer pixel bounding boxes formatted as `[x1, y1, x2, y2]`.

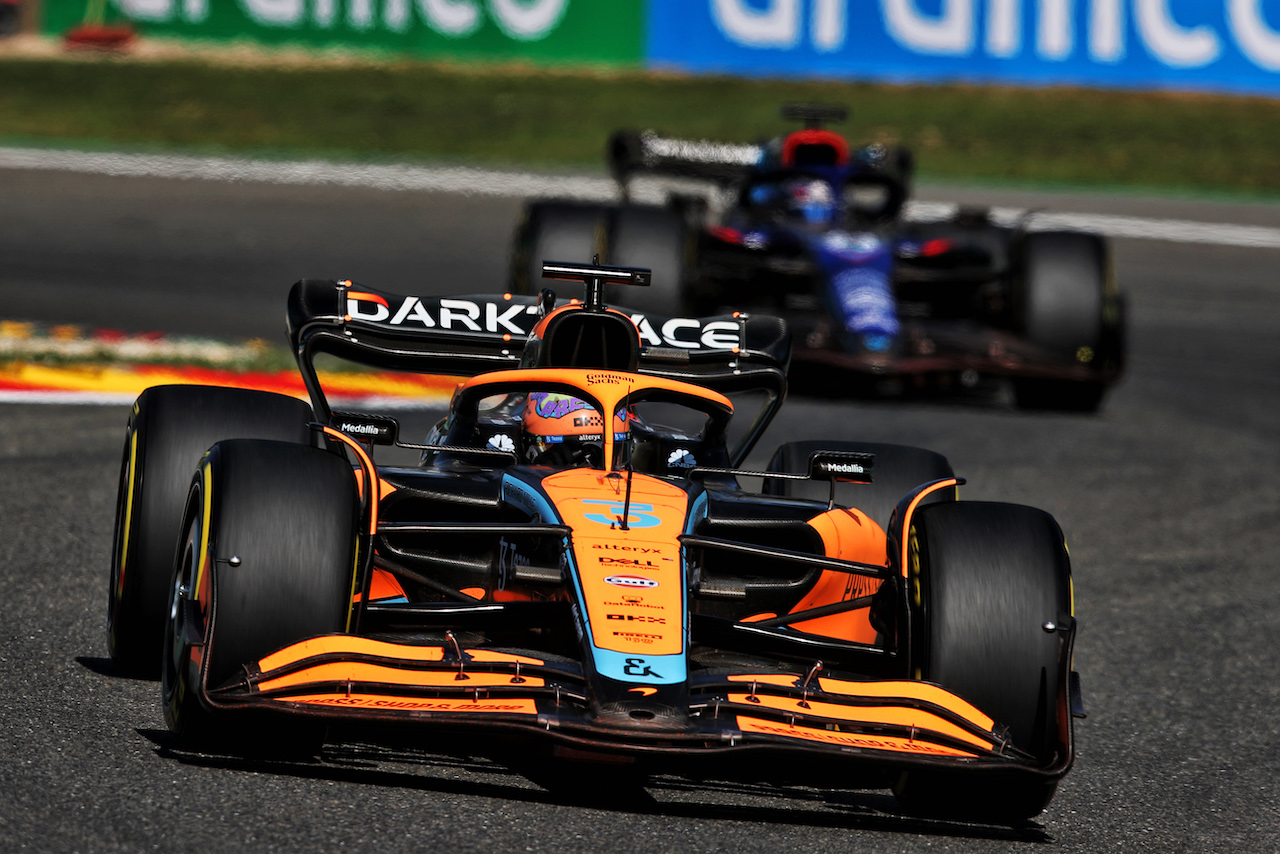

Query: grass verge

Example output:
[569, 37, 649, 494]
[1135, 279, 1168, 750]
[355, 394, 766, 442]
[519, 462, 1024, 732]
[2, 48, 1279, 197]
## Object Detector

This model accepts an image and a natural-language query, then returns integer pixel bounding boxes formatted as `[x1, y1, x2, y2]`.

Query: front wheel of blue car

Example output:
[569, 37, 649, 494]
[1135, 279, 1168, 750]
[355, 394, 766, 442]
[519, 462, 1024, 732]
[894, 501, 1074, 823]
[161, 439, 359, 755]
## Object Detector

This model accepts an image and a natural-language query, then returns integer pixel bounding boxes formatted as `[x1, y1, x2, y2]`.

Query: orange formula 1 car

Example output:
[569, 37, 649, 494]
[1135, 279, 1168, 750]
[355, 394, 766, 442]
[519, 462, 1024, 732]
[108, 262, 1083, 823]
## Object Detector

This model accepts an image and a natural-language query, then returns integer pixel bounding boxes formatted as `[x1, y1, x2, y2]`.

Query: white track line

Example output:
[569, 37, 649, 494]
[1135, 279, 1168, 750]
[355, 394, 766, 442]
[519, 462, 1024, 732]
[3, 147, 1280, 250]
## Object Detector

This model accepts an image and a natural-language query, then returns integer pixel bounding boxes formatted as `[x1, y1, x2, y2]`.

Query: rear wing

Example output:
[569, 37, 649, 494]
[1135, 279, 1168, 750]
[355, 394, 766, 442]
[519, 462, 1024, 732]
[608, 130, 765, 188]
[286, 279, 791, 461]
[608, 129, 913, 221]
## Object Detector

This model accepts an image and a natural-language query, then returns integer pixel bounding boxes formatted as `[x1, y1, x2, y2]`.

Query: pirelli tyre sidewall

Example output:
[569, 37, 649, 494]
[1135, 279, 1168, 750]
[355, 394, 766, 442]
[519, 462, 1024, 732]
[162, 439, 358, 751]
[897, 501, 1073, 822]
[108, 385, 313, 677]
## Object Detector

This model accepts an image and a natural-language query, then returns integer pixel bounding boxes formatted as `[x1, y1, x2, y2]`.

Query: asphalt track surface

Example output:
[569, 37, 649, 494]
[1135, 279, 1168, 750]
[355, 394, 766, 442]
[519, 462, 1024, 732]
[1, 164, 1278, 852]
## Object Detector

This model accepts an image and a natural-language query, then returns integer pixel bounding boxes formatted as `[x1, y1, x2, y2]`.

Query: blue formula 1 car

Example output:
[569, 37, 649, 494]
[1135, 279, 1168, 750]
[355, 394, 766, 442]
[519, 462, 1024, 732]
[510, 105, 1125, 411]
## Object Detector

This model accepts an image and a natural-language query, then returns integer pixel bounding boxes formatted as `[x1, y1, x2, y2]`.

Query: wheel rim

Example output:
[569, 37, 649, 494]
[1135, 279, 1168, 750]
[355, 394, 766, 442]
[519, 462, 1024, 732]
[162, 511, 201, 716]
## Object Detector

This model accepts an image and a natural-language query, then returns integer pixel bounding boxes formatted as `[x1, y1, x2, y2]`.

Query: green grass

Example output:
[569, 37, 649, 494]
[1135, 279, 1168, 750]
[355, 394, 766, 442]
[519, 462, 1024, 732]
[3, 52, 1280, 197]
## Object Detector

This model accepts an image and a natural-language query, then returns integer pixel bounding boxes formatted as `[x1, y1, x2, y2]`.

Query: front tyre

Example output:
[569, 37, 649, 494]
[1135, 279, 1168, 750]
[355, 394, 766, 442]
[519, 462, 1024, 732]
[894, 501, 1073, 822]
[109, 385, 313, 677]
[162, 439, 359, 753]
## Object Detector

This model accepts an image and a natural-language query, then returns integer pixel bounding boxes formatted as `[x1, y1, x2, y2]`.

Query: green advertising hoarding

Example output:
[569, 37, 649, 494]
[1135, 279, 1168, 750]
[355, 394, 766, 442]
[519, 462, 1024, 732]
[43, 0, 643, 66]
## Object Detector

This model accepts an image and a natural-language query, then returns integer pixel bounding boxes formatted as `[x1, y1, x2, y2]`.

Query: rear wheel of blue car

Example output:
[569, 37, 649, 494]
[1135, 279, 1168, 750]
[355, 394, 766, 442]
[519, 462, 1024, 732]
[161, 439, 359, 754]
[894, 501, 1074, 823]
[606, 204, 690, 317]
[108, 385, 313, 677]
[1011, 231, 1115, 412]
[511, 201, 608, 296]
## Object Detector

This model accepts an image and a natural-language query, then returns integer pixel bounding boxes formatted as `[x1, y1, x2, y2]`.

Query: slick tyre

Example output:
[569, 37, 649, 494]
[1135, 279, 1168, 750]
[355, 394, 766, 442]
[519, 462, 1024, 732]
[108, 385, 313, 677]
[763, 440, 954, 532]
[894, 501, 1073, 822]
[162, 439, 358, 754]
[1011, 231, 1110, 412]
[511, 201, 608, 295]
[606, 205, 690, 316]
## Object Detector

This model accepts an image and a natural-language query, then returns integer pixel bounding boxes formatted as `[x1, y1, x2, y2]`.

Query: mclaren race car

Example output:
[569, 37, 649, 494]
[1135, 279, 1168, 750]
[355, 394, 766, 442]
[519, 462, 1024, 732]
[510, 104, 1125, 411]
[108, 261, 1082, 823]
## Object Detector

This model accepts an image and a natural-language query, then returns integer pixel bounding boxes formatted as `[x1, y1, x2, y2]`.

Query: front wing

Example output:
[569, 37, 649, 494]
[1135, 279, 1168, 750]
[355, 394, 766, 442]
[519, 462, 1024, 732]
[200, 634, 1073, 782]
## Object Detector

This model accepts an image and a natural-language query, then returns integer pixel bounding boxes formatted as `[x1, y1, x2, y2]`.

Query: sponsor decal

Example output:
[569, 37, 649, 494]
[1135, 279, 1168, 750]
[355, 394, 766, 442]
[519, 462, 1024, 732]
[823, 231, 883, 262]
[297, 696, 536, 712]
[585, 372, 632, 386]
[598, 556, 659, 567]
[592, 544, 659, 553]
[605, 575, 659, 590]
[832, 267, 901, 337]
[666, 448, 697, 469]
[640, 131, 763, 166]
[603, 598, 666, 611]
[623, 657, 663, 678]
[502, 479, 542, 515]
[346, 293, 538, 334]
[821, 462, 866, 474]
[648, 1, 1280, 98]
[487, 433, 515, 452]
[345, 292, 742, 350]
[607, 613, 666, 625]
[736, 717, 974, 757]
[628, 316, 741, 350]
[582, 499, 662, 529]
[613, 631, 661, 644]
[340, 422, 381, 435]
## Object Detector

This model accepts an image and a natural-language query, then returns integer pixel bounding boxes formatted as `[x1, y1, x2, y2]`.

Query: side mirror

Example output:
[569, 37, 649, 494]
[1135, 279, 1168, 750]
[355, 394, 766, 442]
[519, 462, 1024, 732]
[331, 411, 399, 446]
[806, 450, 874, 483]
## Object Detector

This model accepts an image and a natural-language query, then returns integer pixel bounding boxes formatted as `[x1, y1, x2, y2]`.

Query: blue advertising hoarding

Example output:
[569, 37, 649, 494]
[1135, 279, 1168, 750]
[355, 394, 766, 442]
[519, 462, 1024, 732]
[647, 1, 1280, 96]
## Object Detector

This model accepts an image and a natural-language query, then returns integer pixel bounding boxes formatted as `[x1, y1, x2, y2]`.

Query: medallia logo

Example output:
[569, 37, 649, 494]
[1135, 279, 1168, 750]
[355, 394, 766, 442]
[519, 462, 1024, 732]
[604, 575, 659, 590]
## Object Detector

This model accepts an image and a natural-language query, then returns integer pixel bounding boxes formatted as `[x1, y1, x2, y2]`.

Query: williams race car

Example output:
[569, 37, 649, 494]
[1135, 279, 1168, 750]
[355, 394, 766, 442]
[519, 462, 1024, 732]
[108, 262, 1082, 822]
[510, 104, 1125, 411]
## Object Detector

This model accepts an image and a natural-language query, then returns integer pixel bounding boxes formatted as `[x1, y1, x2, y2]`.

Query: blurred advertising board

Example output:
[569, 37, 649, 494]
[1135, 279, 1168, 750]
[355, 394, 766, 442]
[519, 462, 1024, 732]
[41, 0, 644, 65]
[647, 1, 1280, 96]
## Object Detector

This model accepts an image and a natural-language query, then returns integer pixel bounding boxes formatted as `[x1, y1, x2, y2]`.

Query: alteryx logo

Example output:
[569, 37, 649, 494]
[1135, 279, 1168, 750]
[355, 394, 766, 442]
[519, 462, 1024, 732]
[605, 575, 659, 589]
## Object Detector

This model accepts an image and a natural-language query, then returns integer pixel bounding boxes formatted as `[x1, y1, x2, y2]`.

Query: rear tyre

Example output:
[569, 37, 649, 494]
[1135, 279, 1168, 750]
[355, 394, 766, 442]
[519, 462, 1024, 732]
[108, 385, 313, 677]
[1011, 231, 1112, 412]
[607, 205, 690, 316]
[894, 501, 1073, 822]
[510, 201, 608, 296]
[162, 439, 358, 754]
[763, 440, 954, 532]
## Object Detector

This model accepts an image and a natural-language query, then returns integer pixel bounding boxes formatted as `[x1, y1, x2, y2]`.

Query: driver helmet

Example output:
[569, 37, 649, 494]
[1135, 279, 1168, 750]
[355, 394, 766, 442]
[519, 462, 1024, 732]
[522, 392, 629, 466]
[784, 177, 838, 225]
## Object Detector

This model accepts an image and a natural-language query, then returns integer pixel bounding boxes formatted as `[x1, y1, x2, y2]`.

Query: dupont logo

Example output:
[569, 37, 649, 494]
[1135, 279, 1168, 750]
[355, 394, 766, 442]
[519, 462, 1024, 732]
[604, 575, 658, 590]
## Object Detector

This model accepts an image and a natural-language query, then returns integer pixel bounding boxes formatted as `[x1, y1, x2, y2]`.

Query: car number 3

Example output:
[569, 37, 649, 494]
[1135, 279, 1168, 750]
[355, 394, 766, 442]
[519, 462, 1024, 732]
[581, 499, 662, 529]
